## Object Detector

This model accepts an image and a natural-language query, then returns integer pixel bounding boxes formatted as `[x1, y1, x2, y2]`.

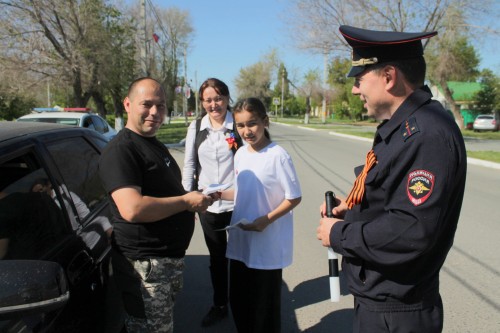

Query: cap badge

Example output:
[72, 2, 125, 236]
[352, 57, 378, 66]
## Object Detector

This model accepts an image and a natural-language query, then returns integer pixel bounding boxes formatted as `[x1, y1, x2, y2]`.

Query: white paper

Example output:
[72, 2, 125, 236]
[202, 183, 231, 195]
[215, 218, 251, 231]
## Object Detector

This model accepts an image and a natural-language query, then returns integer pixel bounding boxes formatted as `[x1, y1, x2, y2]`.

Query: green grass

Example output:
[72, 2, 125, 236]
[279, 118, 500, 164]
[115, 115, 500, 164]
[461, 130, 500, 140]
[467, 151, 500, 163]
[156, 121, 190, 144]
[329, 129, 376, 139]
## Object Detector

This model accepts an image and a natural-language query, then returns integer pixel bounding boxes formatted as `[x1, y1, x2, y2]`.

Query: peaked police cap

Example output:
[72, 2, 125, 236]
[339, 25, 437, 77]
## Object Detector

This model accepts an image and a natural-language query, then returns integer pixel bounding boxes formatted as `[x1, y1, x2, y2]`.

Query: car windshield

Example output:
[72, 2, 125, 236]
[18, 118, 80, 126]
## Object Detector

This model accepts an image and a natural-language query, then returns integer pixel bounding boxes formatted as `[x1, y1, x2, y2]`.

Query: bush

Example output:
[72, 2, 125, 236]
[0, 94, 36, 120]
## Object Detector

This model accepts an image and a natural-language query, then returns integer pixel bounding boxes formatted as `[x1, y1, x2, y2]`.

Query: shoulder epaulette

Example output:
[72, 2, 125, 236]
[400, 117, 420, 141]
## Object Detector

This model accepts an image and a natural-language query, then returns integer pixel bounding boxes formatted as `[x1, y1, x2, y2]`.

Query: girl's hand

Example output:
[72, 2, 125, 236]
[239, 215, 271, 232]
[208, 191, 221, 201]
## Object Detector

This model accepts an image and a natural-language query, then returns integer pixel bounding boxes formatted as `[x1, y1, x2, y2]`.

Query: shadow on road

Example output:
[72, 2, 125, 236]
[174, 255, 353, 332]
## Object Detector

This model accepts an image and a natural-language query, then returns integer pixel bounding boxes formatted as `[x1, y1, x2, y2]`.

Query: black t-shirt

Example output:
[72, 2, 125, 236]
[98, 128, 194, 259]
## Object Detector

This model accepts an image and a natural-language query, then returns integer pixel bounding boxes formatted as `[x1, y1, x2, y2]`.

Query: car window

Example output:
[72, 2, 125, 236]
[91, 115, 106, 134]
[0, 153, 69, 260]
[18, 117, 80, 126]
[45, 137, 108, 227]
[82, 116, 95, 130]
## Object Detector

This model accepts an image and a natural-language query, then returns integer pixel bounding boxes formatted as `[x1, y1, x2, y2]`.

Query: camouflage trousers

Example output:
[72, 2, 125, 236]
[112, 251, 184, 333]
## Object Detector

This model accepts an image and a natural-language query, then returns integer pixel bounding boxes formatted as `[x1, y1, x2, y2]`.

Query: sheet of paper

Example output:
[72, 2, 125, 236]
[202, 183, 231, 195]
[215, 218, 251, 231]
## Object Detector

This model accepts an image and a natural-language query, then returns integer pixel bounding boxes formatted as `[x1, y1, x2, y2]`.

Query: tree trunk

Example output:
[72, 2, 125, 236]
[112, 92, 124, 131]
[92, 91, 107, 117]
[440, 80, 464, 129]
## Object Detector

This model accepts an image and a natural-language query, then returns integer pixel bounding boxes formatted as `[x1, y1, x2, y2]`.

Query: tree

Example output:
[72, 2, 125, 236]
[286, 0, 495, 127]
[234, 51, 278, 104]
[273, 63, 290, 99]
[0, 90, 36, 120]
[329, 57, 355, 119]
[0, 0, 121, 113]
[145, 6, 194, 115]
[426, 9, 481, 128]
[473, 70, 499, 115]
[272, 63, 292, 116]
[99, 6, 137, 125]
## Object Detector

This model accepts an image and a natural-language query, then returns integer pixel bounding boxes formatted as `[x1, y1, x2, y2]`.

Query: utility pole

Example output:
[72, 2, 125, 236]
[194, 71, 199, 117]
[281, 67, 284, 120]
[47, 80, 51, 107]
[140, 0, 147, 76]
[183, 46, 189, 126]
[321, 52, 327, 124]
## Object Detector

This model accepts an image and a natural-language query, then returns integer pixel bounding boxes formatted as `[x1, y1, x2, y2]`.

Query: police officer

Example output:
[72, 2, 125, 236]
[317, 26, 467, 333]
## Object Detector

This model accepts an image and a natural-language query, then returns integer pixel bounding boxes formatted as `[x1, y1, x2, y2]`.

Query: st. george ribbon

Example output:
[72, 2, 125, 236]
[325, 191, 340, 302]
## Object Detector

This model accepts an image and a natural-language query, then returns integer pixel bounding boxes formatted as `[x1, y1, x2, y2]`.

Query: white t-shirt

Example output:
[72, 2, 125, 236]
[226, 142, 302, 269]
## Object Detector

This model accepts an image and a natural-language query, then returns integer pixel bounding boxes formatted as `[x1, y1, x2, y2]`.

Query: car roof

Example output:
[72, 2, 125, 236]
[18, 112, 92, 119]
[0, 121, 79, 142]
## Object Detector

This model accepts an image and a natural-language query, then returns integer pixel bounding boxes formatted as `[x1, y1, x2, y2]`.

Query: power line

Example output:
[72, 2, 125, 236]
[145, 0, 171, 45]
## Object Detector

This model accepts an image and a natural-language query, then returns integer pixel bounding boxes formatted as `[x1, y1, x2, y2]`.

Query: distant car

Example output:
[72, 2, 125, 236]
[0, 122, 121, 332]
[17, 111, 117, 140]
[473, 114, 499, 132]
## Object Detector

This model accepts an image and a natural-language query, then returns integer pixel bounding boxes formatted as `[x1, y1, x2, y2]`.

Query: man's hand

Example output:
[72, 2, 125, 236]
[320, 198, 348, 218]
[317, 217, 342, 247]
[183, 191, 213, 212]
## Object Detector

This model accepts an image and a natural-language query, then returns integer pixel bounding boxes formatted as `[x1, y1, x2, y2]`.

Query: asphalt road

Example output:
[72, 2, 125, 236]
[169, 123, 500, 332]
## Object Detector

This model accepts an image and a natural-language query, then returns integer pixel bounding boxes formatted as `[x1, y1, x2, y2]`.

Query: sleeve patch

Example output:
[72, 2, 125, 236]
[401, 117, 420, 141]
[407, 170, 434, 206]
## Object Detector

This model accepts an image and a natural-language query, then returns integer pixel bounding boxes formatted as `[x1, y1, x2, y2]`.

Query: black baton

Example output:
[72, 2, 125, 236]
[325, 191, 340, 302]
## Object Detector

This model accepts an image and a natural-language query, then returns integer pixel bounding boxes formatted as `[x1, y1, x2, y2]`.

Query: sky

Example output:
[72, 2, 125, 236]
[161, 0, 324, 96]
[148, 0, 500, 97]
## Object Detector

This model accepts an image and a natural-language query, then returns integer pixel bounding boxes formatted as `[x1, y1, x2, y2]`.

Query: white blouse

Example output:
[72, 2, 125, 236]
[182, 111, 236, 213]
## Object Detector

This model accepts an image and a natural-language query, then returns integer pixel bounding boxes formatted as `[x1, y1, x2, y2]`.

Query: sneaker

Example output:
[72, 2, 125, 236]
[201, 305, 228, 327]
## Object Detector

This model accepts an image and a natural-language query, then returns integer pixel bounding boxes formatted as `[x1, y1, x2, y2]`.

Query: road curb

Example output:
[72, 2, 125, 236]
[326, 131, 500, 170]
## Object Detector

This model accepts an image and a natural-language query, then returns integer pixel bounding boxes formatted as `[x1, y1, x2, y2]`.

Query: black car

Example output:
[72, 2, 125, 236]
[0, 122, 121, 332]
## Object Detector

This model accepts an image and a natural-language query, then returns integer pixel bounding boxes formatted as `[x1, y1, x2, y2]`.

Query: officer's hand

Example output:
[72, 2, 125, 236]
[320, 197, 348, 218]
[317, 217, 342, 247]
[332, 200, 348, 218]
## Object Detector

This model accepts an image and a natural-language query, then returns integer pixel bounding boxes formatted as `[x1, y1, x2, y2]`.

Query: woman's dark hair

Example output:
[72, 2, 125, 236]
[232, 97, 271, 139]
[198, 78, 231, 118]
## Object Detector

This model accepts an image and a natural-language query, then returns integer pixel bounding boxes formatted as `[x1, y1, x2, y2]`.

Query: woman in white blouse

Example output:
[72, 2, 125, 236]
[182, 78, 241, 328]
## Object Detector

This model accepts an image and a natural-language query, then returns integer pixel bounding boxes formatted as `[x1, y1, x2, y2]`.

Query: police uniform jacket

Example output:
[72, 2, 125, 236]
[330, 85, 467, 311]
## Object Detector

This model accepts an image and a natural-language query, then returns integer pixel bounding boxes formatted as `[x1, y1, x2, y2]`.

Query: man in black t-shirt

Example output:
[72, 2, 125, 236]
[99, 77, 215, 333]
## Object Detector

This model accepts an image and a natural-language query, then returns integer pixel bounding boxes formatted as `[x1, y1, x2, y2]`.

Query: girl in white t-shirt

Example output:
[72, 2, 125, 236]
[221, 97, 302, 333]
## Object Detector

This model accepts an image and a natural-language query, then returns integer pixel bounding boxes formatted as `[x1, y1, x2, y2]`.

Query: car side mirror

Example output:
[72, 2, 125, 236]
[0, 260, 69, 319]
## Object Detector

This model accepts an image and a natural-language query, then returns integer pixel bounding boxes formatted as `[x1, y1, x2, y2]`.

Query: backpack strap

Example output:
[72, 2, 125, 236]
[191, 118, 207, 191]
